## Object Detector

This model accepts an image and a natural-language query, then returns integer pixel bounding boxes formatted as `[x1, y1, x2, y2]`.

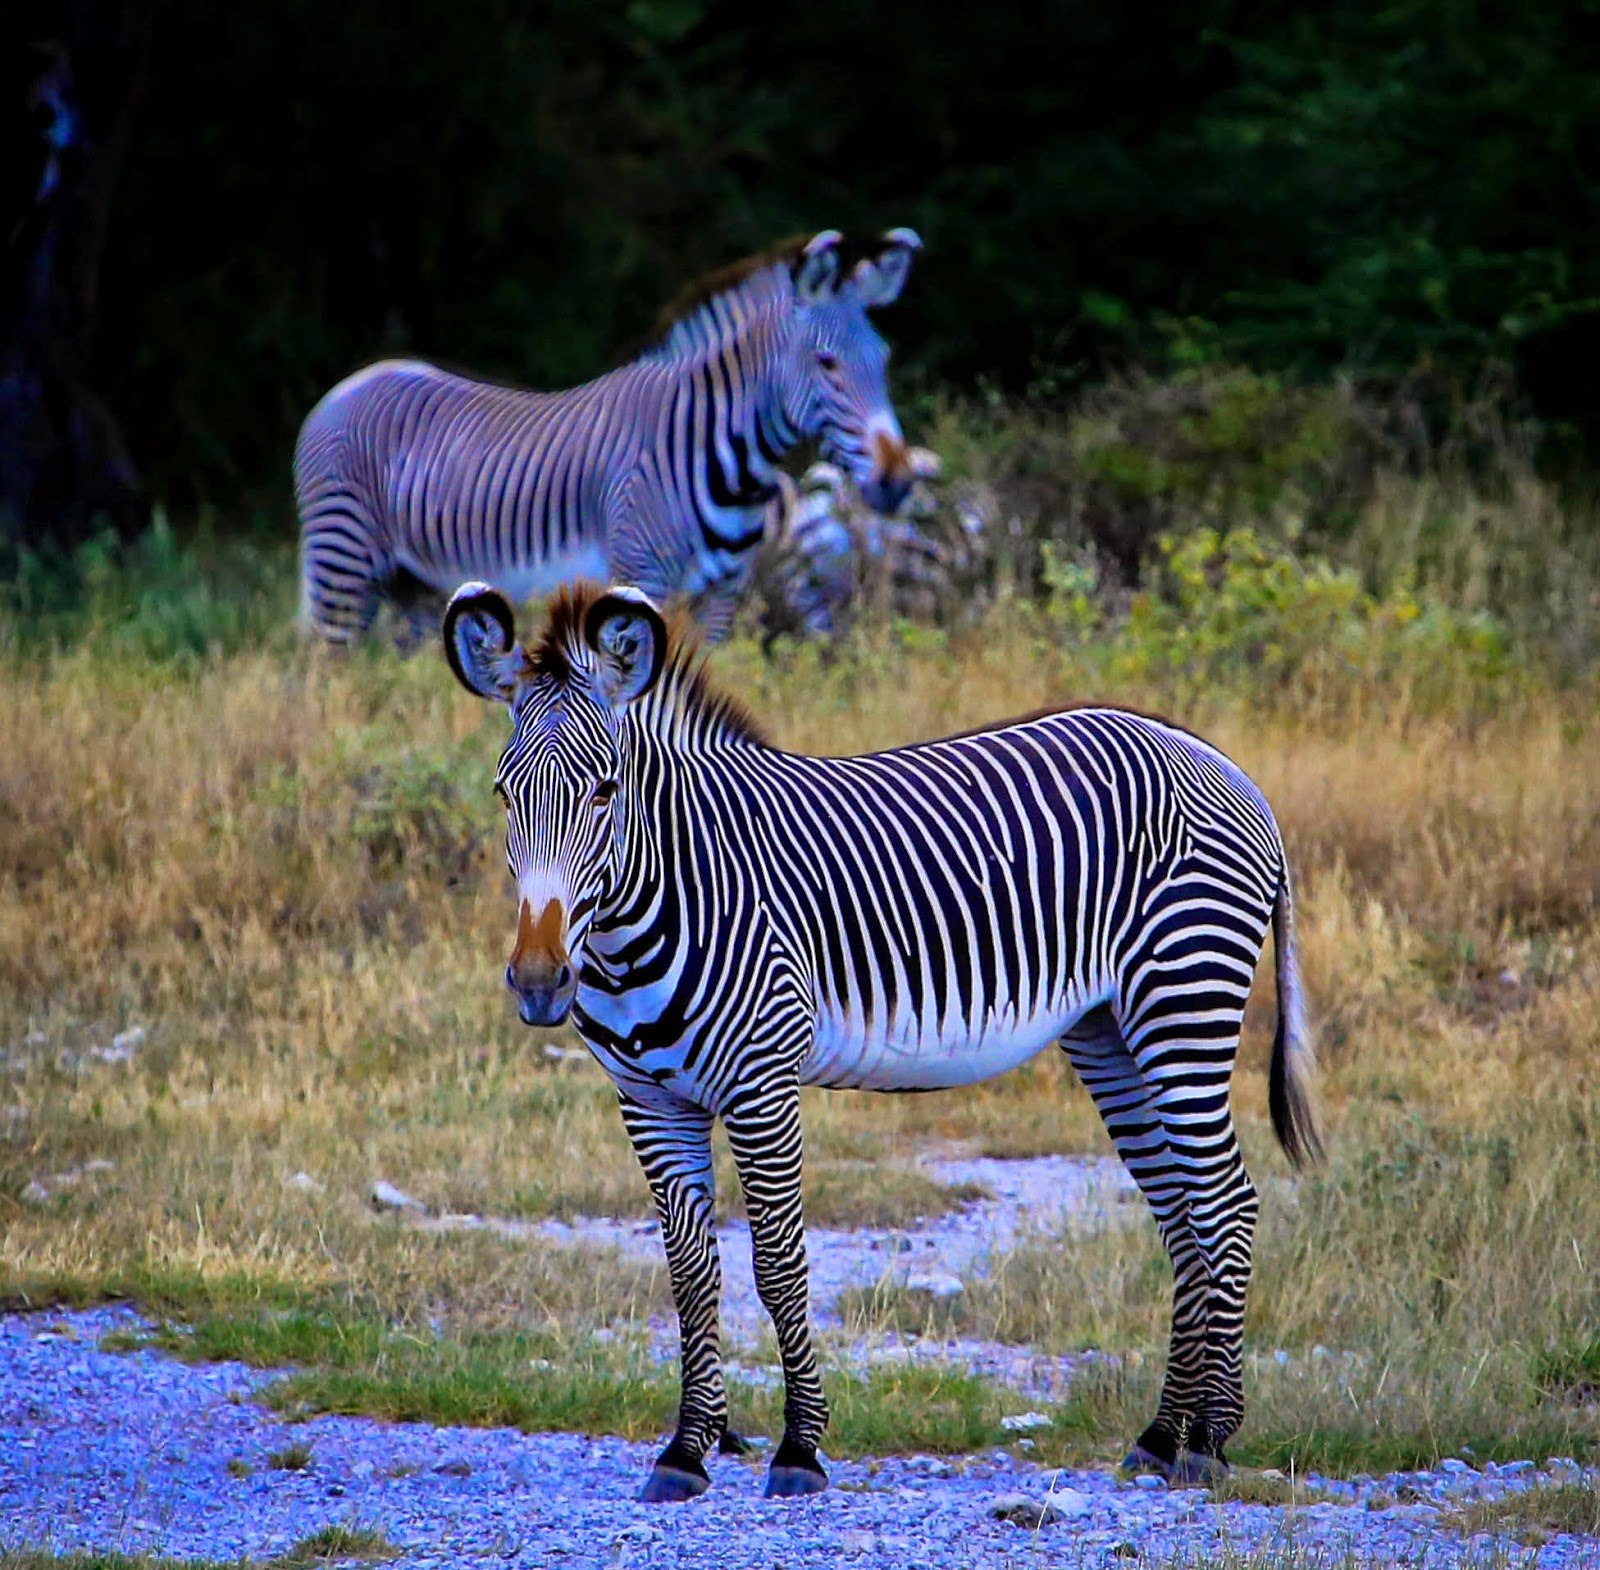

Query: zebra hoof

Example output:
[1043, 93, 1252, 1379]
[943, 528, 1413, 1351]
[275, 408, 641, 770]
[764, 1436, 828, 1498]
[718, 1429, 751, 1457]
[639, 1463, 710, 1503]
[1171, 1451, 1229, 1489]
[764, 1464, 829, 1498]
[1121, 1443, 1175, 1479]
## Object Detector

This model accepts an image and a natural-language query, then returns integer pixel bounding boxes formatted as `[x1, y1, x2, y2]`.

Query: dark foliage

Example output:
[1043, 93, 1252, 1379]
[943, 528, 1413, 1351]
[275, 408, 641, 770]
[6, 0, 1600, 512]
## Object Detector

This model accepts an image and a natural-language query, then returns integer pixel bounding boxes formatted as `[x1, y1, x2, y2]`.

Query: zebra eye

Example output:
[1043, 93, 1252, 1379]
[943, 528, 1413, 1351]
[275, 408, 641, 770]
[591, 779, 618, 808]
[815, 351, 841, 374]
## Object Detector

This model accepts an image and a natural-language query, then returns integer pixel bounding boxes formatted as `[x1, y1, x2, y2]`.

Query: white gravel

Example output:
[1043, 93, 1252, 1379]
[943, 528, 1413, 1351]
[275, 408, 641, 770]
[7, 1156, 1597, 1568]
[5, 1308, 1598, 1569]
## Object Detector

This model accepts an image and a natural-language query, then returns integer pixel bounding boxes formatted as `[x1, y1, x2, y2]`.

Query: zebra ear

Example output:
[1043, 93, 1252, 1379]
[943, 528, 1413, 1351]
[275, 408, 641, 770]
[850, 227, 922, 309]
[584, 587, 668, 709]
[792, 230, 843, 306]
[443, 582, 529, 704]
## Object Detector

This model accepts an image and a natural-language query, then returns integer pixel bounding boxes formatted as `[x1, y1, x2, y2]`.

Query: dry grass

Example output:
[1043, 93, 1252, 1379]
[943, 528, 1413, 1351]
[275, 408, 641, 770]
[2, 607, 1598, 1469]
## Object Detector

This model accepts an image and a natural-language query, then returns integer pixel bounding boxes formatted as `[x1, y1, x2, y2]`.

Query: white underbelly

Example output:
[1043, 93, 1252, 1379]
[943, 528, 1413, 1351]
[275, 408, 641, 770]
[799, 997, 1100, 1092]
[397, 541, 611, 602]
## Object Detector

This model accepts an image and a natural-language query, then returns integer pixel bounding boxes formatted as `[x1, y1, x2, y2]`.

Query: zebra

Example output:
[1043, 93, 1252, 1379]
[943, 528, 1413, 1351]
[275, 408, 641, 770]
[751, 448, 969, 644]
[295, 229, 921, 648]
[441, 579, 1322, 1504]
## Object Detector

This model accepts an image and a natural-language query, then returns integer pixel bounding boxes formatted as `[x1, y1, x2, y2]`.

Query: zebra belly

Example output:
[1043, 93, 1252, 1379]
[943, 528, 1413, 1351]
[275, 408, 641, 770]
[394, 542, 611, 603]
[800, 997, 1099, 1092]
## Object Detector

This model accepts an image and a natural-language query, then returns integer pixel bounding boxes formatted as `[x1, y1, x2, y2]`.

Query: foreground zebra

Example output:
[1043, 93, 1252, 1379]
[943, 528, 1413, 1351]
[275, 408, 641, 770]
[296, 229, 920, 646]
[443, 580, 1322, 1502]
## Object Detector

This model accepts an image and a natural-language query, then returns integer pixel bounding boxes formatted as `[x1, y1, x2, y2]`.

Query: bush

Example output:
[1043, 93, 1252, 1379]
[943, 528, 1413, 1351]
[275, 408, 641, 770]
[1043, 527, 1521, 714]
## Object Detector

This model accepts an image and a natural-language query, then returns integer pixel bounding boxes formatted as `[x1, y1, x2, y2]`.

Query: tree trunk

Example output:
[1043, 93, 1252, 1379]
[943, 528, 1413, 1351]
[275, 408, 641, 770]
[1, 0, 150, 554]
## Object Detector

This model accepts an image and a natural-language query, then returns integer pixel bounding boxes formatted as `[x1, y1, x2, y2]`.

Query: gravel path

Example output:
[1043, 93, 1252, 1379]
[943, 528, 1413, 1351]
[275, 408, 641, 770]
[422, 1152, 1137, 1396]
[5, 1309, 1598, 1569]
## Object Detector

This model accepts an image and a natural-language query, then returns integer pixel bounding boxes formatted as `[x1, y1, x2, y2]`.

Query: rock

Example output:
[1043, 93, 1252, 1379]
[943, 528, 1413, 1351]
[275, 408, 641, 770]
[370, 1180, 425, 1213]
[21, 1180, 50, 1205]
[613, 1523, 659, 1546]
[1439, 1458, 1471, 1475]
[284, 1171, 323, 1194]
[1000, 1411, 1053, 1432]
[991, 1491, 1074, 1528]
[840, 1530, 876, 1554]
[434, 1458, 472, 1476]
[93, 1027, 146, 1065]
[904, 1268, 964, 1298]
[1133, 1473, 1167, 1491]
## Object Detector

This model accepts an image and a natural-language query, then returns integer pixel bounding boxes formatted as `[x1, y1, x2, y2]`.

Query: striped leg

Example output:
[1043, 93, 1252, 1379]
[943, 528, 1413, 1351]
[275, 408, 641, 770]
[722, 1081, 830, 1497]
[1118, 933, 1260, 1481]
[1061, 1007, 1206, 1473]
[299, 509, 384, 645]
[619, 1094, 728, 1502]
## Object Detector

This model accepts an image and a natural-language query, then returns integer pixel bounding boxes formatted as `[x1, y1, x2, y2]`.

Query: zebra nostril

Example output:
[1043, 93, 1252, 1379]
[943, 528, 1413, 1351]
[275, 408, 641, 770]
[505, 963, 517, 991]
[554, 963, 574, 991]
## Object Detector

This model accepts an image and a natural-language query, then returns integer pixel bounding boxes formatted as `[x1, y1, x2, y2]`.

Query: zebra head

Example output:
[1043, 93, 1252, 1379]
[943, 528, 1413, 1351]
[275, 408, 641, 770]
[444, 581, 666, 1028]
[785, 228, 921, 514]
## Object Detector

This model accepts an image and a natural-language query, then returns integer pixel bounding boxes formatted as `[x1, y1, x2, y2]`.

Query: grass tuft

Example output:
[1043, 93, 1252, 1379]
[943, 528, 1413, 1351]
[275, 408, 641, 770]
[1450, 1479, 1600, 1547]
[266, 1442, 314, 1472]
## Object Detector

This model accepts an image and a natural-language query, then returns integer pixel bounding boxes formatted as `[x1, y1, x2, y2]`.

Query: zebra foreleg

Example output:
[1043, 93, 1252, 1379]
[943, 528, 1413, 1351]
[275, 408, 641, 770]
[722, 1082, 830, 1498]
[1061, 1008, 1207, 1477]
[618, 1094, 729, 1502]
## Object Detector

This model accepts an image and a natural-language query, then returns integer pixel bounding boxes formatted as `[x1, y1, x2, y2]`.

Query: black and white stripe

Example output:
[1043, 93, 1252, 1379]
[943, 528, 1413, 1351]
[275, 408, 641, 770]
[296, 230, 920, 648]
[443, 582, 1322, 1502]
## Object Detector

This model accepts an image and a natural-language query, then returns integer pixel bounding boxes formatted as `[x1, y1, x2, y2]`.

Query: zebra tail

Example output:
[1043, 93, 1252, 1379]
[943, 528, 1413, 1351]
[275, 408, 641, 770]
[1269, 865, 1324, 1168]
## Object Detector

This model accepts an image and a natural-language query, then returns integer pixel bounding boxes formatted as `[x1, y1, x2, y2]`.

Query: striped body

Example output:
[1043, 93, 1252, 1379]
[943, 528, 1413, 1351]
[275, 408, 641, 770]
[297, 231, 921, 647]
[578, 707, 1275, 1098]
[443, 582, 1321, 1501]
[753, 455, 989, 642]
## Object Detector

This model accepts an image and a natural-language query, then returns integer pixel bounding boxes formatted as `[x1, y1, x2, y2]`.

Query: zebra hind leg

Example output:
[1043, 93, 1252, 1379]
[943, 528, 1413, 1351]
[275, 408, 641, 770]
[617, 1096, 730, 1502]
[1060, 1005, 1207, 1478]
[385, 564, 448, 656]
[1115, 945, 1261, 1484]
[722, 1083, 830, 1498]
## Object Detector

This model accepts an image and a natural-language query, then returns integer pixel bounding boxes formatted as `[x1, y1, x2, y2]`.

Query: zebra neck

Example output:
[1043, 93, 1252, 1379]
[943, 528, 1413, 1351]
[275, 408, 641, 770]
[700, 329, 791, 516]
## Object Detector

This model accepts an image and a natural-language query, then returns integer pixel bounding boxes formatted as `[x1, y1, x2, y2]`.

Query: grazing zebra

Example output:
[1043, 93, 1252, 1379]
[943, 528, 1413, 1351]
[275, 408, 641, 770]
[295, 229, 921, 647]
[442, 580, 1321, 1503]
[751, 449, 976, 644]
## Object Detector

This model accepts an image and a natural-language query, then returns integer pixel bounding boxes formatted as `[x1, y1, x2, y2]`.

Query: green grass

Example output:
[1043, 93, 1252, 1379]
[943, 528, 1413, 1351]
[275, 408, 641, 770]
[0, 1529, 399, 1570]
[265, 1529, 397, 1569]
[1451, 1479, 1600, 1547]
[265, 1441, 314, 1472]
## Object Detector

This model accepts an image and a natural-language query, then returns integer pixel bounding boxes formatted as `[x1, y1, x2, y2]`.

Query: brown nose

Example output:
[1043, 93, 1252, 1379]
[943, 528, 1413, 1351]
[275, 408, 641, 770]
[865, 431, 914, 514]
[506, 898, 575, 1026]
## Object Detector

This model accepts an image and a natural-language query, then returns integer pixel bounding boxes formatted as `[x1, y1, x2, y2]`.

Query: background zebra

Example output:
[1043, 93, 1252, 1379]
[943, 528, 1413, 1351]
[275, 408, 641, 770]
[442, 579, 1322, 1505]
[295, 229, 921, 647]
[749, 449, 992, 645]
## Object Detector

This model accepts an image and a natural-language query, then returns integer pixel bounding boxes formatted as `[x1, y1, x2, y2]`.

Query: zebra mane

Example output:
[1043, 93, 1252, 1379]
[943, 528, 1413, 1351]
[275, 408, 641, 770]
[529, 584, 768, 745]
[638, 237, 809, 363]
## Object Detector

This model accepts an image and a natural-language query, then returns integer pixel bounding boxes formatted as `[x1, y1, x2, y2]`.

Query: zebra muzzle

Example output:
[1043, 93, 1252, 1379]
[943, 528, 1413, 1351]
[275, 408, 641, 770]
[507, 898, 577, 1026]
[862, 431, 914, 515]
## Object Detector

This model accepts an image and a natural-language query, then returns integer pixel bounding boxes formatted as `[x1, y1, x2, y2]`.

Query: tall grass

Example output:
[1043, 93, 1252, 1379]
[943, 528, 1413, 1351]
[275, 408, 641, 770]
[3, 401, 1598, 1469]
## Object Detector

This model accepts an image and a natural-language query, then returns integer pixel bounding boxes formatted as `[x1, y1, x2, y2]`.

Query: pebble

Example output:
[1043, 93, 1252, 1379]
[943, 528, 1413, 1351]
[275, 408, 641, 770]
[991, 1491, 1070, 1528]
[370, 1180, 426, 1213]
[1000, 1411, 1053, 1432]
